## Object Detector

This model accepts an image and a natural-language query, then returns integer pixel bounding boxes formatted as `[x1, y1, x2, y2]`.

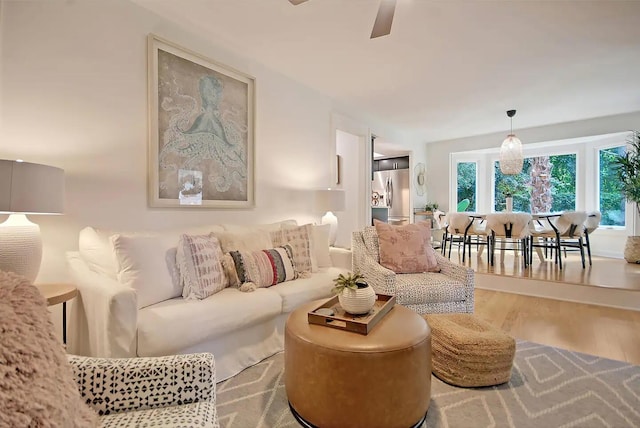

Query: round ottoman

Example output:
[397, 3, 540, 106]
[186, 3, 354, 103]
[424, 314, 515, 387]
[285, 301, 431, 428]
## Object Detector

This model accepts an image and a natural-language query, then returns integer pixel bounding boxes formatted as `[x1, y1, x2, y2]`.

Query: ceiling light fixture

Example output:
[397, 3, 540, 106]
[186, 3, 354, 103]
[499, 109, 524, 175]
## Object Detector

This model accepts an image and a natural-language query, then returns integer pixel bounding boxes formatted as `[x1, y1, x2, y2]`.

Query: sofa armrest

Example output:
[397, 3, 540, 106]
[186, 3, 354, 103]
[435, 252, 475, 312]
[68, 353, 216, 415]
[67, 252, 137, 357]
[329, 247, 352, 270]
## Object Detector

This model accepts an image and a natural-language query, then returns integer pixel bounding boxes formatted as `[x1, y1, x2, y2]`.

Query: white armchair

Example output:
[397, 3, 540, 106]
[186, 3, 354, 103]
[352, 228, 474, 314]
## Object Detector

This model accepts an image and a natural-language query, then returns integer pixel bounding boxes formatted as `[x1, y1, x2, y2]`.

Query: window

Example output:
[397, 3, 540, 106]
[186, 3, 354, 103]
[456, 162, 476, 211]
[493, 154, 576, 213]
[599, 146, 626, 227]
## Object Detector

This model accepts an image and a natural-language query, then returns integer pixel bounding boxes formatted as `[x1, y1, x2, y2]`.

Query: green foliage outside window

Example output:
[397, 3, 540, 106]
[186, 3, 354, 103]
[456, 162, 476, 211]
[493, 154, 576, 212]
[600, 146, 626, 226]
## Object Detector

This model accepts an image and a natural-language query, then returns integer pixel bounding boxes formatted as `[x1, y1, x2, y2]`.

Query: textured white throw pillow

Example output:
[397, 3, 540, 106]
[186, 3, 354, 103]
[271, 225, 313, 274]
[177, 234, 226, 300]
[111, 234, 180, 309]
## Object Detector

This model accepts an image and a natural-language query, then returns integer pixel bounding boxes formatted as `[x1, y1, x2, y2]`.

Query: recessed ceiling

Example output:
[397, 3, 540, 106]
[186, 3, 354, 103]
[134, 0, 640, 143]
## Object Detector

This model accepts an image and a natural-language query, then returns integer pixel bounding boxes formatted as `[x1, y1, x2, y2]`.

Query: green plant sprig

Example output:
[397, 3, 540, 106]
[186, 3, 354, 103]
[613, 130, 640, 220]
[332, 272, 367, 295]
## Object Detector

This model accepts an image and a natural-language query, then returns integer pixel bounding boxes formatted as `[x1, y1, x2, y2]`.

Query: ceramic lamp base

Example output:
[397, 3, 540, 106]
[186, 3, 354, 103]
[0, 214, 42, 282]
[321, 211, 338, 246]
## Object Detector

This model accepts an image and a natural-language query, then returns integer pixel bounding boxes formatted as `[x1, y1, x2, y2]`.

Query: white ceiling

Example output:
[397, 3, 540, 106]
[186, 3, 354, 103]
[135, 0, 640, 143]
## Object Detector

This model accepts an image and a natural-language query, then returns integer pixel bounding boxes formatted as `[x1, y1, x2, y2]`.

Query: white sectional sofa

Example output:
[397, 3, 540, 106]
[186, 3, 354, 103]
[66, 221, 351, 381]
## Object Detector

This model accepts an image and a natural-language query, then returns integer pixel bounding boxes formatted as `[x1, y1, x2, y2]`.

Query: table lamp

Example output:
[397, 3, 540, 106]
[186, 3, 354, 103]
[315, 189, 345, 246]
[0, 160, 65, 282]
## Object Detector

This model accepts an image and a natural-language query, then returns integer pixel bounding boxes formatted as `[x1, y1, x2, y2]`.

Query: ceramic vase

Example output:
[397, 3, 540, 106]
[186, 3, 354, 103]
[506, 197, 513, 212]
[338, 284, 376, 315]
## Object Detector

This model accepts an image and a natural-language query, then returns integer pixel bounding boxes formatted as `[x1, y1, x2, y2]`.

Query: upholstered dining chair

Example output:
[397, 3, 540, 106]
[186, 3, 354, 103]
[583, 211, 602, 266]
[530, 211, 588, 269]
[442, 213, 488, 262]
[484, 213, 532, 267]
[0, 270, 219, 428]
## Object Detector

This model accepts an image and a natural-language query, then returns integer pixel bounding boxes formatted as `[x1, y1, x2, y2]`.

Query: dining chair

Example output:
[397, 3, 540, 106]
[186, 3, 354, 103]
[443, 213, 488, 263]
[583, 211, 601, 266]
[485, 213, 532, 267]
[530, 211, 588, 269]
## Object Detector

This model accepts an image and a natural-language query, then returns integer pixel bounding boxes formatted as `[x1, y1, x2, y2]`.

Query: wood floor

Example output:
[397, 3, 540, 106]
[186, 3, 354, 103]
[474, 288, 640, 365]
[445, 244, 640, 291]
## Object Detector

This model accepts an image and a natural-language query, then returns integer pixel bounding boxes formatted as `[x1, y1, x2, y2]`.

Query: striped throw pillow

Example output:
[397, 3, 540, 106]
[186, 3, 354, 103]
[229, 245, 297, 288]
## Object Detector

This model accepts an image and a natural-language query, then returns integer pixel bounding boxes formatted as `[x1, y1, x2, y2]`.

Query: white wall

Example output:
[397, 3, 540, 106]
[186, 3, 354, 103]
[335, 129, 364, 249]
[0, 0, 409, 287]
[426, 111, 640, 257]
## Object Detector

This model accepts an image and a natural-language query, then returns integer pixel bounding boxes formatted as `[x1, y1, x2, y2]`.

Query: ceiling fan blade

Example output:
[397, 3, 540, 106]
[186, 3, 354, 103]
[288, 0, 308, 5]
[370, 0, 397, 38]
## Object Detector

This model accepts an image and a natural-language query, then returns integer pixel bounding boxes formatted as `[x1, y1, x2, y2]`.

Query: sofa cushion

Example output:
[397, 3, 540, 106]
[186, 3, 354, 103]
[269, 267, 344, 313]
[374, 220, 439, 274]
[177, 234, 226, 300]
[213, 230, 273, 253]
[230, 245, 297, 288]
[79, 225, 226, 283]
[137, 288, 282, 357]
[311, 224, 332, 268]
[221, 219, 297, 233]
[111, 234, 182, 309]
[78, 227, 118, 279]
[394, 273, 466, 306]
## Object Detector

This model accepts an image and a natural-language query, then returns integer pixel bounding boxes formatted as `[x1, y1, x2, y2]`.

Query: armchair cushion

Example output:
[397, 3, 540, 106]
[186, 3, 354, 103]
[374, 220, 439, 274]
[394, 273, 466, 305]
[0, 271, 99, 427]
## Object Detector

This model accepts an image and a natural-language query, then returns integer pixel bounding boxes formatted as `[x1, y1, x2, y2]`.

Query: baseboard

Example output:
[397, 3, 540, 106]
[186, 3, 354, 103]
[476, 273, 640, 312]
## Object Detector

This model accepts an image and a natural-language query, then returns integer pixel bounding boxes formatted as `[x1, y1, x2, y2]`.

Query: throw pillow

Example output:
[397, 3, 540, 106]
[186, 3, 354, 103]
[374, 220, 440, 274]
[177, 234, 227, 300]
[0, 271, 99, 427]
[229, 245, 297, 288]
[271, 225, 313, 274]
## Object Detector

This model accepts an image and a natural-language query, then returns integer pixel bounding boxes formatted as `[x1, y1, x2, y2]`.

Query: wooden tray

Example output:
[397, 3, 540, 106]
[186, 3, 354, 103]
[308, 294, 396, 335]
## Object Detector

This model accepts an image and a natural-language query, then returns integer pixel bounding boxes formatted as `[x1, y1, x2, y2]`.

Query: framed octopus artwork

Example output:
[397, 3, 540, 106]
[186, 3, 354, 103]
[147, 34, 255, 208]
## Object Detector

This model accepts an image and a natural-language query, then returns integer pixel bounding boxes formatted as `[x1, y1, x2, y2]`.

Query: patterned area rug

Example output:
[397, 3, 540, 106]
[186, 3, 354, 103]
[216, 340, 640, 427]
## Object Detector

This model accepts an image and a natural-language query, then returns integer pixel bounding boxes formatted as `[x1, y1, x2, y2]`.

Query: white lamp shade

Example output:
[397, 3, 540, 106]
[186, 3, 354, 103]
[0, 160, 65, 214]
[315, 189, 346, 213]
[499, 134, 524, 175]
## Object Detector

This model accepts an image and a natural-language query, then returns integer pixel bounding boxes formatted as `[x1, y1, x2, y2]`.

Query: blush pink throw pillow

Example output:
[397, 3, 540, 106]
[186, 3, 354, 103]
[374, 220, 440, 273]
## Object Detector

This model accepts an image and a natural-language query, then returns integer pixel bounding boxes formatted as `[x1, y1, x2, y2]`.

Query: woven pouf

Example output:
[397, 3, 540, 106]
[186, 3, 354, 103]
[424, 314, 515, 387]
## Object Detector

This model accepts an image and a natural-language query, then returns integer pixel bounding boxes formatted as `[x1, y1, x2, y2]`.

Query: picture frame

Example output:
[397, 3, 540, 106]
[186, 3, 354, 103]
[147, 34, 255, 208]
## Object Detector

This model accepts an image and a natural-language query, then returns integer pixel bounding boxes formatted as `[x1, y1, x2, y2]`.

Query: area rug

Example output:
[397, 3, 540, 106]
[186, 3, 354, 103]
[216, 340, 640, 427]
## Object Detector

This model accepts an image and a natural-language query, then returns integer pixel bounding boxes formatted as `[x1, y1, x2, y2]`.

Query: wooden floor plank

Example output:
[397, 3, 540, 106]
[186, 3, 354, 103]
[474, 289, 640, 365]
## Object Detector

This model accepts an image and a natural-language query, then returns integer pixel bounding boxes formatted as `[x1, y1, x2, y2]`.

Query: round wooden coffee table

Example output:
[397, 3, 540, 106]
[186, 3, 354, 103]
[285, 300, 431, 428]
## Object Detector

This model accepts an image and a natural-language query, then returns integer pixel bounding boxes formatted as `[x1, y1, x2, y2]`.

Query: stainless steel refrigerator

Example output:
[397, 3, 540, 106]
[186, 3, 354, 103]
[372, 168, 411, 225]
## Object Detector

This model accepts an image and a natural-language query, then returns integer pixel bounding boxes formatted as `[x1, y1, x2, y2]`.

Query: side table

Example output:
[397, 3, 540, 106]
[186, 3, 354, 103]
[38, 283, 78, 344]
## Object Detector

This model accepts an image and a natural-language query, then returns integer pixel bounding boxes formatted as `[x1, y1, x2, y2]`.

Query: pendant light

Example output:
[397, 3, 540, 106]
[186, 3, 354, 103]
[499, 109, 524, 175]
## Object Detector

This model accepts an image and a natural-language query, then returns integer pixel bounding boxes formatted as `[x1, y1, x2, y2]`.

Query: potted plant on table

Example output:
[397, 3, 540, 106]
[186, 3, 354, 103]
[333, 272, 376, 315]
[613, 130, 640, 263]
